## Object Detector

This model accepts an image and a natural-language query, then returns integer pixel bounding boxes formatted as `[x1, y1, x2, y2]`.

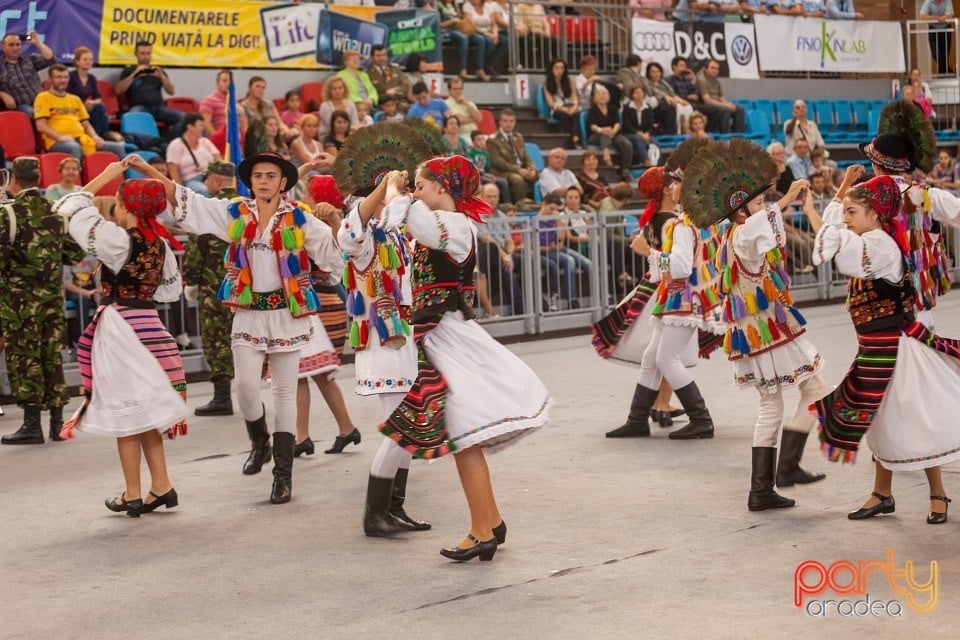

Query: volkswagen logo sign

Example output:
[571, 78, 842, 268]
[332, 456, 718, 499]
[730, 35, 753, 66]
[632, 31, 673, 52]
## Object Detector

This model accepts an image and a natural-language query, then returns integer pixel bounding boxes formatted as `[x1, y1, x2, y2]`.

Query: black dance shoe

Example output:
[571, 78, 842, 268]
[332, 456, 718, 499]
[324, 428, 361, 454]
[294, 438, 315, 457]
[105, 493, 143, 518]
[440, 534, 498, 562]
[847, 492, 895, 520]
[651, 410, 673, 428]
[928, 495, 951, 525]
[492, 520, 507, 545]
[140, 488, 179, 514]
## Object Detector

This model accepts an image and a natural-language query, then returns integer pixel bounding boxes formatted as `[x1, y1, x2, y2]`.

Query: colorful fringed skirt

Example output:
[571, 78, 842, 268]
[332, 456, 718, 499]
[817, 324, 960, 471]
[70, 304, 187, 438]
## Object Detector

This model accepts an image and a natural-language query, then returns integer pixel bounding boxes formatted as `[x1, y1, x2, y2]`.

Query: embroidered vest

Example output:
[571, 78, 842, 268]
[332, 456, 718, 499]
[100, 228, 164, 308]
[901, 183, 951, 311]
[847, 275, 916, 334]
[216, 198, 320, 317]
[344, 224, 412, 350]
[716, 217, 807, 360]
[650, 214, 722, 319]
[410, 243, 476, 324]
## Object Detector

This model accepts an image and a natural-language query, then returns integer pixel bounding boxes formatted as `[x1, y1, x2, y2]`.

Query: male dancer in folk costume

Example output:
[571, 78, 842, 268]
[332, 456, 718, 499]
[379, 156, 551, 561]
[807, 175, 960, 524]
[55, 167, 187, 517]
[332, 122, 435, 536]
[604, 138, 724, 441]
[125, 148, 342, 506]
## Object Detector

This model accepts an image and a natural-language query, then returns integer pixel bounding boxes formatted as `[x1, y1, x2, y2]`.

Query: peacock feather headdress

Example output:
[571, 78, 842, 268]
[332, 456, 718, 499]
[403, 117, 446, 156]
[681, 138, 778, 228]
[860, 100, 937, 173]
[332, 122, 433, 197]
[665, 137, 715, 180]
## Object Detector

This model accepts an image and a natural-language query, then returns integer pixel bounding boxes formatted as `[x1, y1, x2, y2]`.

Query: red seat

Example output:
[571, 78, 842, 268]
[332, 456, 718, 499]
[42, 79, 51, 91]
[165, 96, 200, 113]
[98, 80, 121, 126]
[300, 82, 324, 112]
[273, 97, 287, 114]
[0, 111, 39, 158]
[82, 151, 122, 196]
[546, 16, 598, 43]
[477, 109, 496, 136]
[39, 152, 74, 188]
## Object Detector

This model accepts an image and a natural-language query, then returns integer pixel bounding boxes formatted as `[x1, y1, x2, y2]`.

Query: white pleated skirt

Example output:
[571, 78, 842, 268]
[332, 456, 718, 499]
[731, 336, 823, 396]
[354, 335, 418, 396]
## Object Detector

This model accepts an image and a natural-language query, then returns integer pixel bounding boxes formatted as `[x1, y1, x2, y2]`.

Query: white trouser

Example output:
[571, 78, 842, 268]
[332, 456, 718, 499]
[753, 374, 827, 447]
[233, 346, 300, 435]
[637, 320, 695, 391]
[370, 391, 413, 479]
[676, 103, 694, 133]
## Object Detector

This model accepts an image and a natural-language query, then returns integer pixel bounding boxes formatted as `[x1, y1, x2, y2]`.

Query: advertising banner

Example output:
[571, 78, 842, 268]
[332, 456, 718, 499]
[631, 18, 759, 79]
[753, 15, 905, 73]
[0, 0, 439, 69]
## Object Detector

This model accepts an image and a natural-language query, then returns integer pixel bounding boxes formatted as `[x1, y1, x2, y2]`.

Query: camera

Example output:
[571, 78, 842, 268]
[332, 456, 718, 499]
[138, 67, 157, 75]
[18, 34, 32, 42]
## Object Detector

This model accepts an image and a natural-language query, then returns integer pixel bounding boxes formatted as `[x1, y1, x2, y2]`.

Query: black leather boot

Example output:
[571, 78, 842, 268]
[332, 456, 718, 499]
[49, 406, 65, 442]
[270, 432, 294, 504]
[748, 447, 796, 511]
[364, 475, 416, 536]
[242, 407, 272, 475]
[1, 407, 44, 445]
[605, 385, 657, 438]
[777, 430, 826, 487]
[194, 379, 234, 416]
[390, 468, 431, 531]
[668, 382, 715, 440]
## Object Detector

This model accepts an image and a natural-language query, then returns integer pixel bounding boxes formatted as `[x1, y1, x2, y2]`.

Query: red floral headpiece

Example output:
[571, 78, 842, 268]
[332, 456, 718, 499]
[308, 175, 346, 210]
[117, 179, 182, 250]
[637, 167, 665, 228]
[423, 155, 491, 222]
[851, 175, 901, 221]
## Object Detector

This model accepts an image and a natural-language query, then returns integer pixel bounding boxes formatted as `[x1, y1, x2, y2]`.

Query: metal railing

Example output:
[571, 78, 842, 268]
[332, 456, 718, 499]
[905, 19, 960, 131]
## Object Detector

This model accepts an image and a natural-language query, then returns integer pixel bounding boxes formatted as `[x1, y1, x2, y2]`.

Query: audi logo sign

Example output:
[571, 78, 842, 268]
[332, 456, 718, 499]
[632, 31, 674, 52]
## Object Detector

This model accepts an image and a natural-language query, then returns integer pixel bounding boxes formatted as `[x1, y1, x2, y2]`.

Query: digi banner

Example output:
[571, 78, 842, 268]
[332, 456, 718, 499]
[0, 0, 439, 69]
[754, 15, 905, 73]
[631, 18, 759, 79]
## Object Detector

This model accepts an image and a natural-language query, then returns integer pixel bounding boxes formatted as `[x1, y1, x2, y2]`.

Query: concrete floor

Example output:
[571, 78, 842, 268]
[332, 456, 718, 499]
[2, 298, 959, 639]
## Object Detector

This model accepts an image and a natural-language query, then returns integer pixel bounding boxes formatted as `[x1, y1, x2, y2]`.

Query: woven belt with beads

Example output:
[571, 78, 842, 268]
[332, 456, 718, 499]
[250, 290, 287, 311]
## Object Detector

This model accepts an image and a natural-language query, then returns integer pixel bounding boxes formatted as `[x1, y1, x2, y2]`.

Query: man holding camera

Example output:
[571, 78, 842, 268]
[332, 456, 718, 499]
[115, 41, 184, 137]
[1, 31, 55, 117]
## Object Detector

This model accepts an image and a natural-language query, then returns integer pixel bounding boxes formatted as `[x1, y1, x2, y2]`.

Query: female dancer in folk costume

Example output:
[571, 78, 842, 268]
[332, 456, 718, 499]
[125, 149, 342, 506]
[287, 174, 360, 457]
[331, 122, 435, 536]
[605, 139, 725, 441]
[807, 175, 960, 524]
[55, 166, 186, 517]
[681, 139, 826, 511]
[379, 156, 551, 561]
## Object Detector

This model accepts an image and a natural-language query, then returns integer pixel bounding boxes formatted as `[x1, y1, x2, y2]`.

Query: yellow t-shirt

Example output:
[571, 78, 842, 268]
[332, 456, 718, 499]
[33, 91, 91, 151]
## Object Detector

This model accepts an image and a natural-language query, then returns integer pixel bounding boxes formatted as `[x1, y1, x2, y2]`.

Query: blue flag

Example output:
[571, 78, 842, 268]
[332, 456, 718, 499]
[225, 77, 249, 197]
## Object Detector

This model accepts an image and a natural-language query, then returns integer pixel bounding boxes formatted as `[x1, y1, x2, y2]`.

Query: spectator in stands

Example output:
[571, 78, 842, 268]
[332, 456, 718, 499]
[667, 57, 726, 134]
[469, 130, 511, 203]
[645, 61, 693, 134]
[808, 170, 835, 210]
[367, 44, 412, 110]
[538, 192, 587, 309]
[239, 76, 292, 140]
[671, 0, 695, 21]
[561, 187, 594, 257]
[441, 115, 470, 155]
[630, 0, 674, 19]
[0, 31, 54, 116]
[688, 111, 710, 140]
[280, 90, 302, 129]
[786, 138, 814, 180]
[622, 84, 654, 167]
[44, 156, 82, 202]
[166, 112, 223, 194]
[377, 94, 405, 123]
[356, 102, 374, 128]
[576, 149, 612, 208]
[115, 41, 183, 136]
[799, 0, 826, 17]
[404, 53, 439, 96]
[697, 59, 745, 134]
[67, 47, 108, 137]
[598, 181, 641, 293]
[769, 0, 804, 15]
[318, 77, 360, 139]
[209, 104, 247, 155]
[476, 182, 521, 315]
[618, 55, 676, 136]
[291, 114, 323, 167]
[767, 141, 794, 194]
[691, 0, 742, 20]
[906, 67, 935, 112]
[929, 150, 960, 193]
[337, 50, 378, 113]
[34, 64, 126, 161]
[587, 85, 633, 179]
[739, 0, 770, 17]
[322, 111, 351, 156]
[463, 0, 509, 79]
[407, 81, 450, 124]
[264, 115, 292, 160]
[920, 0, 955, 75]
[63, 253, 100, 349]
[901, 83, 934, 120]
[540, 147, 583, 197]
[825, 0, 863, 18]
[809, 146, 832, 182]
[783, 100, 825, 155]
[543, 59, 581, 149]
[514, 3, 557, 63]
[199, 70, 231, 136]
[575, 55, 605, 109]
[487, 108, 538, 202]
[444, 77, 481, 138]
[437, 0, 490, 81]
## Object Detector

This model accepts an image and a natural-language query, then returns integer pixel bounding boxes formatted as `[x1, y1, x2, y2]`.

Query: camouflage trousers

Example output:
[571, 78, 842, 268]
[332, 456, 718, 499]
[1, 299, 69, 409]
[198, 288, 235, 382]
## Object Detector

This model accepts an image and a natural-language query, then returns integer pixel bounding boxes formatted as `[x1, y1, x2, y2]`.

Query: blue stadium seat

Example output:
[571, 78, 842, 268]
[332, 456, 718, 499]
[579, 110, 589, 145]
[868, 100, 887, 116]
[753, 99, 776, 133]
[833, 100, 854, 130]
[851, 100, 871, 131]
[533, 180, 543, 202]
[746, 109, 771, 136]
[623, 215, 639, 237]
[120, 112, 160, 138]
[653, 134, 687, 149]
[733, 98, 754, 112]
[536, 87, 559, 124]
[373, 110, 384, 122]
[867, 110, 880, 134]
[812, 100, 835, 129]
[774, 99, 796, 127]
[125, 150, 159, 179]
[525, 142, 544, 172]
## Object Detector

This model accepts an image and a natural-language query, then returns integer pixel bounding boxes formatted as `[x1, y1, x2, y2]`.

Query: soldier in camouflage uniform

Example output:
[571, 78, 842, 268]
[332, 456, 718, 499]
[182, 162, 237, 416]
[0, 157, 86, 444]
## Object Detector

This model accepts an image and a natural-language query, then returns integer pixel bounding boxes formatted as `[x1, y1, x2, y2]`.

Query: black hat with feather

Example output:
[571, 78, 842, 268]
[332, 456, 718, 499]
[859, 100, 937, 173]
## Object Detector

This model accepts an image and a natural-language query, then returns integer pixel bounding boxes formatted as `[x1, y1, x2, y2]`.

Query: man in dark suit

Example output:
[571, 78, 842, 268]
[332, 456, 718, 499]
[486, 108, 538, 203]
[366, 45, 411, 111]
